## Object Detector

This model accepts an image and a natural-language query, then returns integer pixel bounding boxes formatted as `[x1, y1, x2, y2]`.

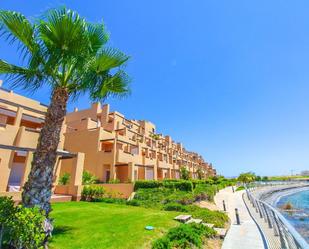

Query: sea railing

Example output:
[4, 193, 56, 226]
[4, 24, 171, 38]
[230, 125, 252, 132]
[245, 184, 309, 249]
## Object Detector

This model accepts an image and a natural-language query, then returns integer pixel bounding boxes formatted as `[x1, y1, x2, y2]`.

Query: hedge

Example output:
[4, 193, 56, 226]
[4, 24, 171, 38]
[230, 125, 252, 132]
[134, 180, 163, 190]
[134, 180, 193, 192]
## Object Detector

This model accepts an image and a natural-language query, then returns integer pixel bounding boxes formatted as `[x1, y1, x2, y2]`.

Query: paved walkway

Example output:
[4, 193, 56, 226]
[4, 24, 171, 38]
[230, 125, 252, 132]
[215, 187, 265, 249]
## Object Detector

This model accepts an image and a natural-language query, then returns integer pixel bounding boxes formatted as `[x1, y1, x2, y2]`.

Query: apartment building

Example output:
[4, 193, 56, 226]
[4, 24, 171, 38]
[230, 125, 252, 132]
[62, 103, 216, 183]
[0, 82, 84, 197]
[0, 81, 216, 197]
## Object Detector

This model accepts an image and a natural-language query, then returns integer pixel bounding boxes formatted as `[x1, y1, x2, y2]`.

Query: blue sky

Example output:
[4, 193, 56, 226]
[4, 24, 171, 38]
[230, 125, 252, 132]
[1, 0, 309, 177]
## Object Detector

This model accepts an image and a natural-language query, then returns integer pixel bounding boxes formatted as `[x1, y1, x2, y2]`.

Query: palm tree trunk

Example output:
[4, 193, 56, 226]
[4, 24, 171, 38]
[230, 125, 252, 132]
[22, 87, 68, 216]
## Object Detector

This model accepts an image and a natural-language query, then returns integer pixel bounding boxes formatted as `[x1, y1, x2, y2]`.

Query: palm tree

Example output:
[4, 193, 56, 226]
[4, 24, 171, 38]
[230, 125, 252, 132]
[0, 8, 130, 216]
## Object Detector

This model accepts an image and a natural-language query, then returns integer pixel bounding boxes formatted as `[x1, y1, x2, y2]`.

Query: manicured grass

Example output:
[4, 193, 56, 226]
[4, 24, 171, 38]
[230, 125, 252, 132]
[49, 202, 179, 249]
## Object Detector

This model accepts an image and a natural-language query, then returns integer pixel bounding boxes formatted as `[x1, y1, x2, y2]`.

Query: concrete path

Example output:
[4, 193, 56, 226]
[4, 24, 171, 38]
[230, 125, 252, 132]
[215, 187, 265, 249]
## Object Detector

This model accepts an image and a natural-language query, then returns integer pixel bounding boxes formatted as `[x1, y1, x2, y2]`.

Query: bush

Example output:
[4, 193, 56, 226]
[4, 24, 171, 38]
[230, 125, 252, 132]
[82, 171, 99, 185]
[126, 199, 140, 206]
[134, 180, 163, 190]
[81, 185, 105, 201]
[152, 223, 216, 249]
[162, 180, 193, 192]
[152, 237, 172, 249]
[193, 184, 217, 202]
[196, 168, 204, 180]
[163, 202, 188, 212]
[180, 167, 190, 180]
[134, 188, 173, 209]
[0, 197, 46, 249]
[58, 172, 70, 185]
[177, 196, 194, 205]
[193, 192, 208, 202]
[108, 179, 120, 184]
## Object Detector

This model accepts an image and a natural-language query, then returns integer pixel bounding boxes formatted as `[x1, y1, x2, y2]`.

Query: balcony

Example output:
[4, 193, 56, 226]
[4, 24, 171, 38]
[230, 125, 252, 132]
[158, 160, 171, 169]
[173, 164, 180, 170]
[16, 127, 40, 148]
[142, 156, 155, 166]
[99, 128, 114, 140]
[116, 149, 134, 164]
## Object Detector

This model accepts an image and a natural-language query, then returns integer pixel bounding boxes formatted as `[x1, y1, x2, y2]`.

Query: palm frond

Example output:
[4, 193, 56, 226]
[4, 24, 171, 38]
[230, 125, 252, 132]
[39, 7, 89, 59]
[93, 48, 129, 72]
[0, 59, 44, 91]
[90, 70, 131, 101]
[87, 22, 109, 54]
[0, 10, 37, 54]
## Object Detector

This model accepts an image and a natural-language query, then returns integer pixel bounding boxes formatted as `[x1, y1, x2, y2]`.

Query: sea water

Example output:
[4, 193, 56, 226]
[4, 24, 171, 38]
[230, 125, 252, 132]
[276, 190, 309, 243]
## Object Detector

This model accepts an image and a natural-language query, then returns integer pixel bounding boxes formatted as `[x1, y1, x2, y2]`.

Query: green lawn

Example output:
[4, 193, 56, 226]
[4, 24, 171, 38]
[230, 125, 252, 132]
[49, 202, 179, 249]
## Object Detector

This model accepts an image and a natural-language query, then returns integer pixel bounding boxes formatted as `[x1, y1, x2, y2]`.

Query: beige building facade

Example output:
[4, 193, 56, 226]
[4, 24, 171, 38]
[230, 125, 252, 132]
[63, 102, 216, 183]
[0, 81, 216, 198]
[0, 82, 84, 198]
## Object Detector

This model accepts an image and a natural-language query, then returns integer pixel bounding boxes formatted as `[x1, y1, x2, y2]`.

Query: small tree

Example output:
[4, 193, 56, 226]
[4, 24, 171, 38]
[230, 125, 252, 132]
[237, 172, 256, 184]
[255, 175, 261, 181]
[180, 166, 190, 180]
[196, 168, 204, 180]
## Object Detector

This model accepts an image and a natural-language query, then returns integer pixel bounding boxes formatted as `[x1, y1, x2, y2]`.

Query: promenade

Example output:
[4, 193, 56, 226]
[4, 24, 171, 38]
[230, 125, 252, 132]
[215, 187, 266, 249]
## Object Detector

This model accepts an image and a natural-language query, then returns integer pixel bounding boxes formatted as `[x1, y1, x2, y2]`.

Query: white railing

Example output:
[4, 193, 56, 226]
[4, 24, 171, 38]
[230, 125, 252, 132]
[245, 183, 309, 249]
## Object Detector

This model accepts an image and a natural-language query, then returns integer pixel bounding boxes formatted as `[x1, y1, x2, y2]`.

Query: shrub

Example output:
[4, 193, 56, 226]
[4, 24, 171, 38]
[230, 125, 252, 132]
[81, 185, 105, 201]
[174, 181, 193, 192]
[163, 180, 193, 192]
[108, 179, 120, 184]
[193, 192, 208, 202]
[134, 188, 173, 209]
[152, 237, 172, 249]
[134, 180, 163, 190]
[126, 199, 140, 206]
[180, 167, 190, 180]
[82, 171, 99, 185]
[237, 172, 256, 184]
[0, 197, 46, 249]
[196, 168, 204, 180]
[178, 196, 194, 205]
[58, 172, 70, 185]
[193, 184, 216, 201]
[152, 223, 216, 249]
[163, 202, 188, 212]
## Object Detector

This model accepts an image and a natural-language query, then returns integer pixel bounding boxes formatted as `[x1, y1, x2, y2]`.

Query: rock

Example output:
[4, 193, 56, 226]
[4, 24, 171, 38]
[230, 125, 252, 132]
[214, 228, 227, 238]
[174, 215, 192, 223]
[186, 218, 203, 224]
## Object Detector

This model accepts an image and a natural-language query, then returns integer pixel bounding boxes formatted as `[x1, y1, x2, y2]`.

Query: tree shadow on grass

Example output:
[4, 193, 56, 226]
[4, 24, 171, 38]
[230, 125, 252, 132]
[52, 226, 74, 236]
